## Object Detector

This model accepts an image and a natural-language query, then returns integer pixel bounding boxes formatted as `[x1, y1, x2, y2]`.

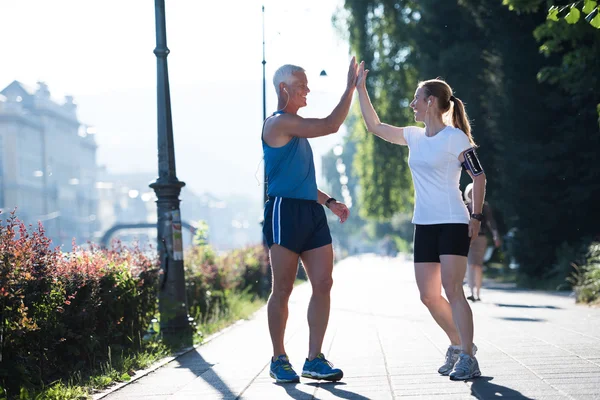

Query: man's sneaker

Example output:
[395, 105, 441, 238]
[302, 353, 344, 381]
[270, 355, 300, 383]
[438, 344, 478, 376]
[449, 353, 481, 381]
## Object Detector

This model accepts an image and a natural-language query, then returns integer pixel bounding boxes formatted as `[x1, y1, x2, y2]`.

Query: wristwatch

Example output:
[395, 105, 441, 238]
[325, 197, 337, 208]
[470, 213, 484, 221]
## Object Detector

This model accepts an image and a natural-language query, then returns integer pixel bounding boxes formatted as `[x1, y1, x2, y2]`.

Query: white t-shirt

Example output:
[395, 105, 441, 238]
[403, 126, 472, 225]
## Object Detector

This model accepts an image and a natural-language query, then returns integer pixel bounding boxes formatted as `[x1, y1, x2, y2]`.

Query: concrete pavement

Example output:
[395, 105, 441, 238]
[98, 254, 600, 399]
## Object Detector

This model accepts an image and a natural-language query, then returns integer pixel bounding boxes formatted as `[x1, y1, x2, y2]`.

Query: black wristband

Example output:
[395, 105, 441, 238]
[325, 197, 337, 208]
[471, 213, 484, 221]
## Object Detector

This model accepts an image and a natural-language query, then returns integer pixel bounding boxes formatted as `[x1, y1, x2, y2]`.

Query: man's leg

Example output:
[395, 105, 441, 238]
[415, 262, 461, 345]
[268, 244, 299, 358]
[300, 244, 334, 360]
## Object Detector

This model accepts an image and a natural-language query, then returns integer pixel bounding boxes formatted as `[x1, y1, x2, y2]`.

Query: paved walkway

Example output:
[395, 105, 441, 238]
[99, 254, 600, 399]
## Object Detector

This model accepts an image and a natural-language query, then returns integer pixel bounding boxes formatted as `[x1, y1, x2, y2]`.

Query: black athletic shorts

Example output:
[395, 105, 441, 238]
[263, 197, 332, 254]
[413, 223, 470, 263]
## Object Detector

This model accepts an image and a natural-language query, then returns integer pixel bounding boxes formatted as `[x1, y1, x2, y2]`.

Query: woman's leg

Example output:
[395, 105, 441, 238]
[440, 255, 474, 356]
[415, 262, 461, 345]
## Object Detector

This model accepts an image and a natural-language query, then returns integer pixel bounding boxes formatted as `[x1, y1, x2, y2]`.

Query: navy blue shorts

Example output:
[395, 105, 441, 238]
[413, 224, 470, 263]
[263, 197, 332, 254]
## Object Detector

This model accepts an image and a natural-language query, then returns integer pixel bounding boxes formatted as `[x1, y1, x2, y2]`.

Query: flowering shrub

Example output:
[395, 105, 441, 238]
[0, 213, 159, 395]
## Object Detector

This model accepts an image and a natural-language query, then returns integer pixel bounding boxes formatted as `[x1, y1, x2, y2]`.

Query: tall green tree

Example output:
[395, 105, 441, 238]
[342, 0, 600, 285]
[344, 0, 418, 219]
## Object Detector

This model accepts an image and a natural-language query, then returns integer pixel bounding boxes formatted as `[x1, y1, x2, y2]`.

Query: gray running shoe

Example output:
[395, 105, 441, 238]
[449, 353, 481, 381]
[438, 346, 461, 375]
[438, 344, 478, 376]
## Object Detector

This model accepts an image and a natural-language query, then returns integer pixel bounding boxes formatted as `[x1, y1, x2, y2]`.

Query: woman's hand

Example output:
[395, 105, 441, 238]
[469, 219, 481, 241]
[356, 61, 369, 90]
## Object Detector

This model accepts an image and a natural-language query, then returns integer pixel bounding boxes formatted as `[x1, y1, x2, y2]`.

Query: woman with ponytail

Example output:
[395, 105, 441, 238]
[356, 62, 486, 381]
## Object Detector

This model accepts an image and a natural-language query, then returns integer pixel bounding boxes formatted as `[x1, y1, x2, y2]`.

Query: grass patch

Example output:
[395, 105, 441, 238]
[194, 291, 266, 343]
[11, 293, 266, 400]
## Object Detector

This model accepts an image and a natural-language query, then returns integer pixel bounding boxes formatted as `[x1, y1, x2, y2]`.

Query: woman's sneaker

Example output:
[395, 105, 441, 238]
[438, 344, 477, 376]
[270, 355, 300, 383]
[438, 346, 461, 375]
[449, 353, 482, 381]
[302, 353, 344, 381]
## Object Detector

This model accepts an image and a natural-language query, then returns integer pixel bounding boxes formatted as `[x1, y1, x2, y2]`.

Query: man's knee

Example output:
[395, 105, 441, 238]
[311, 276, 333, 295]
[271, 282, 294, 300]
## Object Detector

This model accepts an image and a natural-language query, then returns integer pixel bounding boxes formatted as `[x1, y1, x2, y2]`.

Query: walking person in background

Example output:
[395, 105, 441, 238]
[464, 183, 502, 302]
[355, 61, 485, 381]
[262, 58, 357, 383]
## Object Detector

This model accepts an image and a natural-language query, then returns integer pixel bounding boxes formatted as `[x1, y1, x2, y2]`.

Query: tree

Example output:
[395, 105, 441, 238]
[342, 0, 600, 285]
[342, 0, 418, 219]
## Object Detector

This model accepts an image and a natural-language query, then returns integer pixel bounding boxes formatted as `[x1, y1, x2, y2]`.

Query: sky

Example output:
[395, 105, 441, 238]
[0, 0, 352, 203]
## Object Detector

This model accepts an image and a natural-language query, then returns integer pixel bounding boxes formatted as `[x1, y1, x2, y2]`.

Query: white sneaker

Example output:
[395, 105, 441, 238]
[449, 353, 481, 381]
[438, 344, 477, 376]
[438, 346, 460, 375]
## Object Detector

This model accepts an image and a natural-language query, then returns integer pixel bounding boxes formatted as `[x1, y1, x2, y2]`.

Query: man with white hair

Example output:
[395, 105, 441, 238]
[262, 57, 357, 383]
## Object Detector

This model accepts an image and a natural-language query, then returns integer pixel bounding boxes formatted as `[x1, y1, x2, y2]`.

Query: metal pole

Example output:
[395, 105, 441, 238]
[262, 5, 267, 207]
[150, 0, 190, 340]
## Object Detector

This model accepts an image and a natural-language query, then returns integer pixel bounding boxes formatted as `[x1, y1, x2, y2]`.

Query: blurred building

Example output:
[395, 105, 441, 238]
[95, 171, 260, 251]
[0, 81, 99, 247]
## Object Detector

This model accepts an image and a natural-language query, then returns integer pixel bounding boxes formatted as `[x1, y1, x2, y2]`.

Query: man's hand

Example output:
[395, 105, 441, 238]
[328, 201, 350, 223]
[347, 56, 358, 90]
[469, 219, 481, 241]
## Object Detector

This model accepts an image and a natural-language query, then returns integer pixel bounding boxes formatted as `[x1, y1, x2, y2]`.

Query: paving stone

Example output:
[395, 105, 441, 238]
[98, 255, 600, 400]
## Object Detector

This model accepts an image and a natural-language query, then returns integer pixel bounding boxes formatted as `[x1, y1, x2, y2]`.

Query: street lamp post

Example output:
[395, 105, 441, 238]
[150, 0, 191, 341]
[262, 5, 267, 207]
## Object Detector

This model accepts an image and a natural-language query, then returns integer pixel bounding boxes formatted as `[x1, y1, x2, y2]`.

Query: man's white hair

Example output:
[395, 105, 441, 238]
[273, 64, 305, 94]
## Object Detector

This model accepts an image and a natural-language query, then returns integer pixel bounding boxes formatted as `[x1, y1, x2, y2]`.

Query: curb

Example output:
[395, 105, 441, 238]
[92, 317, 252, 399]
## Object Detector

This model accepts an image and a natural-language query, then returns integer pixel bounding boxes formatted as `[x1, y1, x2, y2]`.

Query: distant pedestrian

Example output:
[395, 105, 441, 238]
[464, 183, 501, 302]
[356, 61, 484, 381]
[262, 58, 357, 383]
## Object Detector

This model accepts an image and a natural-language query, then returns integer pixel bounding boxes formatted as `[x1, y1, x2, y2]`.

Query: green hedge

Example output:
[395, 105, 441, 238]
[0, 214, 159, 397]
[185, 243, 269, 327]
[570, 242, 600, 304]
[0, 213, 272, 398]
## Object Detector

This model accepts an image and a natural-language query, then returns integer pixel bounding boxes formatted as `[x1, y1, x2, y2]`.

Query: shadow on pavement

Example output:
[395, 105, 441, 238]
[495, 303, 561, 310]
[471, 377, 535, 399]
[174, 350, 238, 398]
[496, 316, 546, 322]
[305, 381, 371, 400]
[275, 382, 314, 399]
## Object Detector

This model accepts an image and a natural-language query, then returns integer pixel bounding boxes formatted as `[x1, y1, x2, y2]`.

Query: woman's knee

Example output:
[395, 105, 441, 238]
[443, 283, 465, 303]
[420, 293, 440, 308]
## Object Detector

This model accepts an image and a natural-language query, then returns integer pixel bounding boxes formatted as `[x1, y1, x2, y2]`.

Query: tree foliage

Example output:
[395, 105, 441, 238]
[342, 0, 600, 283]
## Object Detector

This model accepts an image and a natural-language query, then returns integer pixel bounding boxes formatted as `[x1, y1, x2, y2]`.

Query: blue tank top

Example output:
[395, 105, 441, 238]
[262, 111, 318, 201]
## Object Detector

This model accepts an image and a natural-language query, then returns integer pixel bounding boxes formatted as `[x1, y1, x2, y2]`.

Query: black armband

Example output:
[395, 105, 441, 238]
[461, 148, 484, 176]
